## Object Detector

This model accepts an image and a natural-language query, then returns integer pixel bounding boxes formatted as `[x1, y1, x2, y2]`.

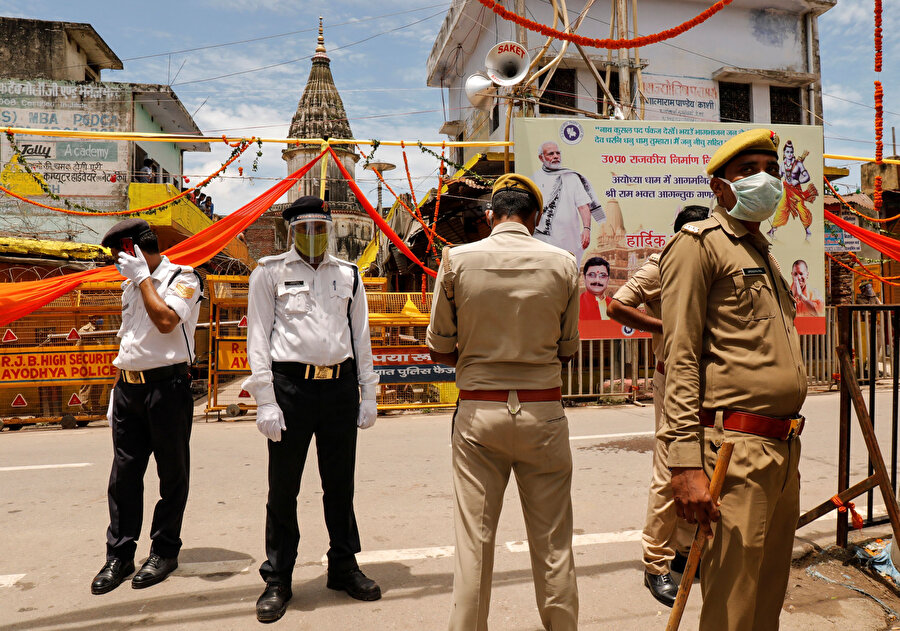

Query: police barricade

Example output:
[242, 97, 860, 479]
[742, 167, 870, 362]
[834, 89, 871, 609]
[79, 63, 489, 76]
[0, 282, 122, 430]
[204, 275, 459, 415]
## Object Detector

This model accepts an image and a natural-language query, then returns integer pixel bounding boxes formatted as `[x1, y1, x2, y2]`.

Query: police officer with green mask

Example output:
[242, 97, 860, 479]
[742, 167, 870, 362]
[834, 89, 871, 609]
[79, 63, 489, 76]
[242, 196, 380, 623]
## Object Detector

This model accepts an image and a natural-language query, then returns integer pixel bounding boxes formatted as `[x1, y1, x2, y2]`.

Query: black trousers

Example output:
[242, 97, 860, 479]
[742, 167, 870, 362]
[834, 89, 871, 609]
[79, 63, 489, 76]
[105, 370, 193, 561]
[259, 361, 361, 585]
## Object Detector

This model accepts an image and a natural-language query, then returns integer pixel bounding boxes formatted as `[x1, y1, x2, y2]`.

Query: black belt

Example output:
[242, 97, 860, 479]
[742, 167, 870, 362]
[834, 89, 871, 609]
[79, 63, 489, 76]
[120, 363, 189, 385]
[273, 358, 355, 381]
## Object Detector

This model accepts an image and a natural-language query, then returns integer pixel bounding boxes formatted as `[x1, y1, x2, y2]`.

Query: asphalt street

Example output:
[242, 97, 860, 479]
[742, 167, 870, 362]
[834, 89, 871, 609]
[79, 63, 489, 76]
[0, 390, 897, 630]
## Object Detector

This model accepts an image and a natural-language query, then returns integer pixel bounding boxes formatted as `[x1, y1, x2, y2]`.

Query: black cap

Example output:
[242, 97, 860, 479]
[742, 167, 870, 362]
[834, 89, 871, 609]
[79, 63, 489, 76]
[282, 196, 331, 224]
[101, 218, 153, 249]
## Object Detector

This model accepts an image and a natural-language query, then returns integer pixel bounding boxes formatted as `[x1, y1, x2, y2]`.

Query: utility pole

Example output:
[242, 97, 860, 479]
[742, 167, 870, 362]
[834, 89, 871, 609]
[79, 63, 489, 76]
[616, 0, 632, 118]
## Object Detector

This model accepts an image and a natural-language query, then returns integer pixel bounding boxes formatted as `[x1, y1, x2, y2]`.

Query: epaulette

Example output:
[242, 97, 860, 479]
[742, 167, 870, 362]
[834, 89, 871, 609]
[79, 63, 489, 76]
[649, 253, 661, 263]
[680, 216, 720, 236]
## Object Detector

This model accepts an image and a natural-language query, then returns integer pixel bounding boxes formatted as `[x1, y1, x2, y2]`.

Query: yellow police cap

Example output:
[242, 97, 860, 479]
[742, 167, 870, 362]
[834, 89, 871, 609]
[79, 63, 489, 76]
[492, 173, 543, 210]
[705, 128, 780, 176]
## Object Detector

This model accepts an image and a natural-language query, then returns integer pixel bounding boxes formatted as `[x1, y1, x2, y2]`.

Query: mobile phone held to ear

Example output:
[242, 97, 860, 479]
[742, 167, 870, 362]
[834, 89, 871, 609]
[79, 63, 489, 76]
[121, 237, 135, 257]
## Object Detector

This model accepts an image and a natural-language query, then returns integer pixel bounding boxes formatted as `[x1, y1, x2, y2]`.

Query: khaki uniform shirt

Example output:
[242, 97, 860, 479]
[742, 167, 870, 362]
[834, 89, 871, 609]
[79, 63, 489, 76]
[426, 222, 580, 390]
[612, 253, 662, 360]
[659, 206, 807, 468]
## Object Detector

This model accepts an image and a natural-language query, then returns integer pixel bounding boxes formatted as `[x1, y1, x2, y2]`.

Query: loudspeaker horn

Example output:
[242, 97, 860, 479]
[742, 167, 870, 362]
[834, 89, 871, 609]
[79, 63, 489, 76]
[485, 40, 530, 87]
[465, 72, 497, 110]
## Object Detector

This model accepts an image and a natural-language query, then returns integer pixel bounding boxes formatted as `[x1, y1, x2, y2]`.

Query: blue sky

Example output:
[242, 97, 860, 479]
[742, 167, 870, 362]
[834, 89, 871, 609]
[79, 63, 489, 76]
[2, 0, 894, 209]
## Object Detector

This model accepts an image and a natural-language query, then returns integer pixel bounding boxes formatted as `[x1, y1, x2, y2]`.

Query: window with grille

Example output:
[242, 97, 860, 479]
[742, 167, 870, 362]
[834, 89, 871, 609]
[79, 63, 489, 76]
[597, 71, 621, 116]
[770, 86, 802, 125]
[539, 68, 577, 115]
[719, 81, 751, 122]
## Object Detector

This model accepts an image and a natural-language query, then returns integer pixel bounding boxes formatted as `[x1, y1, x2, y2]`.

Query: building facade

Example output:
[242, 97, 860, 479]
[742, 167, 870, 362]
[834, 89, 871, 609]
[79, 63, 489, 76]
[427, 0, 834, 162]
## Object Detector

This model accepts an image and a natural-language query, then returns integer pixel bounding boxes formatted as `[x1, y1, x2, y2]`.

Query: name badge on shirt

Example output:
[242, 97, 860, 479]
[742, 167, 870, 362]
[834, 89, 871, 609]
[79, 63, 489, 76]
[742, 267, 765, 276]
[284, 280, 306, 287]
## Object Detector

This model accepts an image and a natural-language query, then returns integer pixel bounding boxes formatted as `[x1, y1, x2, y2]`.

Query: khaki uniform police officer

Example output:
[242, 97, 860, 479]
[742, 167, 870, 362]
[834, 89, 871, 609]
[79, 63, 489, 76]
[659, 129, 807, 631]
[91, 218, 202, 595]
[427, 174, 580, 631]
[242, 196, 380, 623]
[608, 205, 709, 608]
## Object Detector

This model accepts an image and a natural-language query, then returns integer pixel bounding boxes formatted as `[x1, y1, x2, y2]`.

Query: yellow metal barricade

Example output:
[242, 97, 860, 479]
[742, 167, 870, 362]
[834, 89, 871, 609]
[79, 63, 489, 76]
[0, 282, 121, 430]
[204, 275, 458, 413]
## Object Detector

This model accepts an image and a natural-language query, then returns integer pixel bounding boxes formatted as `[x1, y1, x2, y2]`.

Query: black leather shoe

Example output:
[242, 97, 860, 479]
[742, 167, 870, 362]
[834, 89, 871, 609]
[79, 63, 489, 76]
[644, 571, 678, 608]
[131, 554, 178, 589]
[671, 551, 700, 579]
[256, 583, 292, 623]
[326, 569, 381, 601]
[91, 558, 135, 595]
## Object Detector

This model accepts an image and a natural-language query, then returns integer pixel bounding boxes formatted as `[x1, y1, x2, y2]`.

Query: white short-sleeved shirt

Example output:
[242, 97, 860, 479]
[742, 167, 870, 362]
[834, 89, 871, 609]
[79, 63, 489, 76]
[241, 249, 378, 406]
[113, 256, 202, 371]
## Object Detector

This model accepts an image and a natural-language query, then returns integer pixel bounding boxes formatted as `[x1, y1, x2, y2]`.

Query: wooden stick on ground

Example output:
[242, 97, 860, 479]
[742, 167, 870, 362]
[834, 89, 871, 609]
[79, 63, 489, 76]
[665, 440, 734, 631]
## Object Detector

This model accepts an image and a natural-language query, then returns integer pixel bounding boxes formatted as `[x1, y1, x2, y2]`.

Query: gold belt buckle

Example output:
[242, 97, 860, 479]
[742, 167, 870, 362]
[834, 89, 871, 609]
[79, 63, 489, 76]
[313, 365, 334, 380]
[785, 416, 804, 440]
[123, 370, 145, 384]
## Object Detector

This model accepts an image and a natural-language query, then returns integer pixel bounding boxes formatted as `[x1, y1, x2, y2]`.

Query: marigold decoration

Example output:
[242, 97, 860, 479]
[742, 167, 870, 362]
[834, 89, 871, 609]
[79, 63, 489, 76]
[824, 176, 900, 224]
[0, 130, 253, 216]
[239, 167, 244, 177]
[476, 0, 734, 49]
[875, 0, 883, 72]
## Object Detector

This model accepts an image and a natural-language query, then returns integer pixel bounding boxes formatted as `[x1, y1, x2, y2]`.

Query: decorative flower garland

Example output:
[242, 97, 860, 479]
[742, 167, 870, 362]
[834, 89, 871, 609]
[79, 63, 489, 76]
[826, 251, 900, 287]
[1, 131, 257, 216]
[356, 144, 453, 248]
[475, 0, 734, 50]
[875, 0, 883, 72]
[416, 142, 494, 187]
[824, 176, 897, 226]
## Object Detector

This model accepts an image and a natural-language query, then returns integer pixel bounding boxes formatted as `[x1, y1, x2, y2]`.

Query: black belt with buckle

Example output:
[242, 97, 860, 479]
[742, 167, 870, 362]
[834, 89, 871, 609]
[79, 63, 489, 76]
[120, 363, 189, 385]
[273, 358, 354, 381]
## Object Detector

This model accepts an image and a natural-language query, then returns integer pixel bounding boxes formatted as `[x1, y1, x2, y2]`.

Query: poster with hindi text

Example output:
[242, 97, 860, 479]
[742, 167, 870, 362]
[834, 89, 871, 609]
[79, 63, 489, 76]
[514, 118, 826, 339]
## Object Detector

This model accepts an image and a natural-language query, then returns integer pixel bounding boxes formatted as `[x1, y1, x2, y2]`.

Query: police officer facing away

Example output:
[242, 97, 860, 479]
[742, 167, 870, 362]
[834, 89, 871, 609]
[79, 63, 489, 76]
[242, 196, 380, 623]
[660, 129, 806, 631]
[91, 218, 202, 595]
[427, 174, 580, 631]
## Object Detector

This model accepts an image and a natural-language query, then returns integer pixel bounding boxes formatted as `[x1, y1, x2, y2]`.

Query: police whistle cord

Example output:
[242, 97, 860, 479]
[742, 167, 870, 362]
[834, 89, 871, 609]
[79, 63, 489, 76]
[1, 131, 253, 216]
[665, 441, 734, 631]
[476, 0, 734, 50]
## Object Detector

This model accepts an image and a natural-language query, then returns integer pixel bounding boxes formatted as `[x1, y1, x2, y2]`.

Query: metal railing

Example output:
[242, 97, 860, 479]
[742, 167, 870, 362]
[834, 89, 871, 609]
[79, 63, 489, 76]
[562, 307, 892, 402]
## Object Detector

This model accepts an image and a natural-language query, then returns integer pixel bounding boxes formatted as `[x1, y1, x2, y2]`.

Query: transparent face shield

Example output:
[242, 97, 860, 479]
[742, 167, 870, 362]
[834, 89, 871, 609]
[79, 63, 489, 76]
[290, 216, 332, 264]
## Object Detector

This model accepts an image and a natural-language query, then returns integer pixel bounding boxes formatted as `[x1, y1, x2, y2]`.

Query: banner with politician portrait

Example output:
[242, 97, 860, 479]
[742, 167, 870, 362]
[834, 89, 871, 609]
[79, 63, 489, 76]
[514, 118, 825, 339]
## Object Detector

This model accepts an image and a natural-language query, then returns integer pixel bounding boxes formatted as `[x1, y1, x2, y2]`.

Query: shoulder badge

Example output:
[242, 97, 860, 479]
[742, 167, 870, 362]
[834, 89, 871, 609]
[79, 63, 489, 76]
[681, 224, 701, 234]
[174, 283, 195, 300]
[649, 253, 661, 262]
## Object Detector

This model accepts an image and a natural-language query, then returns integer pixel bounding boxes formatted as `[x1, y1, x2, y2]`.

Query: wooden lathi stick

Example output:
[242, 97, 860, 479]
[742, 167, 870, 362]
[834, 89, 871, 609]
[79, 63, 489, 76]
[665, 440, 734, 631]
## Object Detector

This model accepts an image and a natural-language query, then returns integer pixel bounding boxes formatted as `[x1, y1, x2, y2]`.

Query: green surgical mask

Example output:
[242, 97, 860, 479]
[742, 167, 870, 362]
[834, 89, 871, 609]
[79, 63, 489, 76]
[295, 231, 328, 258]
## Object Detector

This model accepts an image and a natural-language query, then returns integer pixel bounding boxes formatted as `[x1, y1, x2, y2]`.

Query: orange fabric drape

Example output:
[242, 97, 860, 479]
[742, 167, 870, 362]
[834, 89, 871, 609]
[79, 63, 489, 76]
[0, 150, 326, 326]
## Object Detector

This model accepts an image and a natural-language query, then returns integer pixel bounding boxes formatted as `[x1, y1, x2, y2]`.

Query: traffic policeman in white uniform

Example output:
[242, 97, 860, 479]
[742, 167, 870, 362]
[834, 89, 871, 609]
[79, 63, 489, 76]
[243, 196, 380, 623]
[91, 218, 202, 595]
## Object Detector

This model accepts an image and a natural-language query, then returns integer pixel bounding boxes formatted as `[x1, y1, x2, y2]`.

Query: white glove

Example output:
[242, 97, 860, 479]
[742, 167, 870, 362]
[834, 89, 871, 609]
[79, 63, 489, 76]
[106, 388, 115, 423]
[116, 244, 151, 285]
[357, 400, 377, 429]
[256, 402, 286, 441]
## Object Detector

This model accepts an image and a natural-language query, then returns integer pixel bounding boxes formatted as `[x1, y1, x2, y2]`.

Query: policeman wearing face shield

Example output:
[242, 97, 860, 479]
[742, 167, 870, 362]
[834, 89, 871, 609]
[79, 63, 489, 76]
[242, 196, 380, 623]
[659, 129, 807, 631]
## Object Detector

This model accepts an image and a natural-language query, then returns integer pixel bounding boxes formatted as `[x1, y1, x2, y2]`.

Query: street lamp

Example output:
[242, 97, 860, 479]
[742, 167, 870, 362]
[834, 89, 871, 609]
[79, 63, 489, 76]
[364, 161, 396, 276]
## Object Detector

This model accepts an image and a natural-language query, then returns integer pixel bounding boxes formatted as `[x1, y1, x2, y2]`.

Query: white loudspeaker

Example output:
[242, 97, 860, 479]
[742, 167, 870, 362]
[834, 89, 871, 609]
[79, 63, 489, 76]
[465, 72, 497, 110]
[484, 41, 530, 87]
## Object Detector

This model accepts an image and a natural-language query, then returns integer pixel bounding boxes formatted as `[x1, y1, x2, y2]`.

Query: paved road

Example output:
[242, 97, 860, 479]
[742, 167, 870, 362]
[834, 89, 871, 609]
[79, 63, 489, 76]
[0, 390, 897, 630]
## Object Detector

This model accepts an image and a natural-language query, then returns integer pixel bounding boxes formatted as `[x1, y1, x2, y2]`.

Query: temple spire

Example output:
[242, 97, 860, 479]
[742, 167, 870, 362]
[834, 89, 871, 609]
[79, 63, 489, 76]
[314, 17, 328, 59]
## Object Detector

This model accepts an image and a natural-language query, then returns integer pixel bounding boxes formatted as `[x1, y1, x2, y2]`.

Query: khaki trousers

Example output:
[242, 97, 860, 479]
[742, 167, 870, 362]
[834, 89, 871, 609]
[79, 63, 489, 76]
[642, 370, 695, 574]
[699, 426, 801, 631]
[449, 397, 578, 631]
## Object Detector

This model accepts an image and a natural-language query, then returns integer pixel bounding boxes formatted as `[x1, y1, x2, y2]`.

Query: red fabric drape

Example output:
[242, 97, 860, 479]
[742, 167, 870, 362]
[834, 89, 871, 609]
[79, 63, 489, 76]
[326, 146, 438, 278]
[0, 150, 326, 326]
[825, 209, 900, 262]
